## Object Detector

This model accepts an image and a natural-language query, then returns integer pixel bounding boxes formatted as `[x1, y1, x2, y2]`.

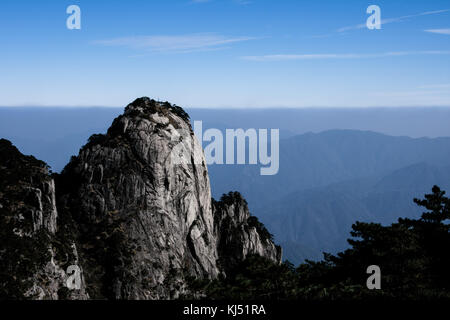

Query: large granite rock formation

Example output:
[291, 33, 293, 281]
[0, 97, 281, 299]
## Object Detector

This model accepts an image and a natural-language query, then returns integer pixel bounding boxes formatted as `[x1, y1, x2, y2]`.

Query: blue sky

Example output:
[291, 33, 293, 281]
[1, 0, 449, 108]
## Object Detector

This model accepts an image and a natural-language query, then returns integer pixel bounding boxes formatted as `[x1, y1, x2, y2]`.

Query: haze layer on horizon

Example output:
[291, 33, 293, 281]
[2, 106, 450, 173]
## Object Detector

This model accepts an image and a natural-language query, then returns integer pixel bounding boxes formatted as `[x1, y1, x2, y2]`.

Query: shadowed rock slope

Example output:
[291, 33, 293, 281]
[0, 139, 88, 299]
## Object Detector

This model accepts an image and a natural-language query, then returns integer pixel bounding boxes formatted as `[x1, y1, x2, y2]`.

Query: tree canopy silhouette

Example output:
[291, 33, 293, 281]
[190, 186, 450, 300]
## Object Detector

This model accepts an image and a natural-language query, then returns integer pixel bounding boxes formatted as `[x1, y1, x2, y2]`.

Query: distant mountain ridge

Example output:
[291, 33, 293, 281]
[207, 130, 450, 263]
[209, 129, 450, 203]
[257, 162, 450, 264]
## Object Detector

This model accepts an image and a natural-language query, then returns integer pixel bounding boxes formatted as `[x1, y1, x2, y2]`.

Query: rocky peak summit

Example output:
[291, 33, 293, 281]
[123, 97, 191, 125]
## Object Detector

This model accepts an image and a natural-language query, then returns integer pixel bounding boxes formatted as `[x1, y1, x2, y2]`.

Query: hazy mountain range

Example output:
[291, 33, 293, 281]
[207, 130, 450, 263]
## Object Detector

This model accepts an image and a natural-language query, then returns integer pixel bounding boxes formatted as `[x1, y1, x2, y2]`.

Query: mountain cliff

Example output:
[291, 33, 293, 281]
[0, 97, 280, 299]
[0, 139, 88, 299]
[213, 192, 281, 274]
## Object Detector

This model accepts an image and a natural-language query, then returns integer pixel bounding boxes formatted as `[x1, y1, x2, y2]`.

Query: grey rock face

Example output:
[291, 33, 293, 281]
[213, 192, 282, 274]
[58, 98, 219, 299]
[1, 97, 281, 300]
[27, 179, 58, 234]
[0, 139, 88, 300]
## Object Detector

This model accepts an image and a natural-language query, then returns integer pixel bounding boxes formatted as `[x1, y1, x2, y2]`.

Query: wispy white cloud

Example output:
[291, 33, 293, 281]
[425, 28, 450, 35]
[337, 9, 450, 32]
[368, 89, 450, 107]
[419, 83, 450, 89]
[371, 90, 450, 97]
[94, 33, 257, 53]
[241, 51, 450, 62]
